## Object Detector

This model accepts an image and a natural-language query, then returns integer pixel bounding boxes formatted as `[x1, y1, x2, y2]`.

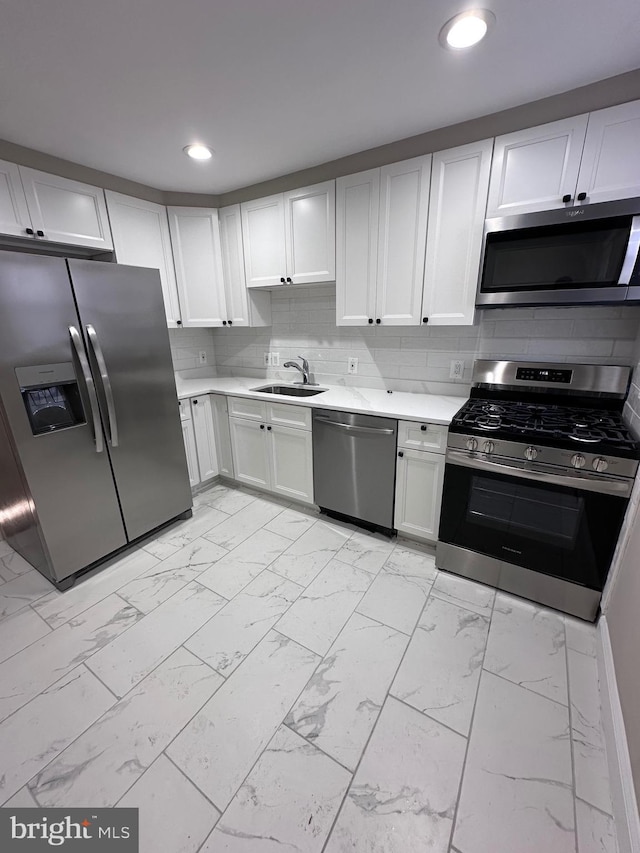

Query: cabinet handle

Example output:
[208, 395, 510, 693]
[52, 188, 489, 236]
[267, 425, 272, 431]
[260, 424, 265, 429]
[176, 320, 182, 326]
[577, 191, 587, 201]
[228, 320, 233, 326]
[368, 318, 373, 324]
[420, 425, 427, 431]
[280, 277, 285, 283]
[36, 230, 45, 237]
[25, 227, 34, 236]
[422, 317, 429, 324]
[376, 318, 381, 325]
[562, 194, 572, 203]
[398, 451, 404, 458]
[222, 320, 227, 325]
[193, 399, 198, 405]
[286, 277, 292, 284]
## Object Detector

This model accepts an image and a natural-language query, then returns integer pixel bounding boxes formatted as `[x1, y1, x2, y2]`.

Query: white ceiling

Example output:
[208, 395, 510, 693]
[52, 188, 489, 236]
[0, 0, 638, 194]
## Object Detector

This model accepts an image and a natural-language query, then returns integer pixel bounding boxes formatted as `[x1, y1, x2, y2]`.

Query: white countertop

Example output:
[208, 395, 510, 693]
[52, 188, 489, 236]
[175, 376, 466, 424]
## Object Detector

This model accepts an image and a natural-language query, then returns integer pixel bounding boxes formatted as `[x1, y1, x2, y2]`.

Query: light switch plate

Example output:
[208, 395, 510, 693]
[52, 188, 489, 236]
[271, 352, 280, 367]
[264, 352, 272, 367]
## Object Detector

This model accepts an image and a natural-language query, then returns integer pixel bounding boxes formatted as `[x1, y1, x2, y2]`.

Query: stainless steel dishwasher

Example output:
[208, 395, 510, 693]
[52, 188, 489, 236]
[312, 409, 398, 532]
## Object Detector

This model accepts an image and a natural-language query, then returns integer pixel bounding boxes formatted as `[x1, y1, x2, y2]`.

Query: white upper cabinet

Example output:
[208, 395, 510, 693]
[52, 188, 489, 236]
[19, 167, 113, 249]
[105, 191, 181, 327]
[284, 182, 336, 284]
[576, 100, 640, 205]
[219, 204, 271, 327]
[336, 156, 431, 327]
[422, 139, 493, 326]
[486, 115, 589, 217]
[376, 156, 431, 325]
[241, 181, 335, 288]
[168, 207, 227, 327]
[0, 159, 31, 237]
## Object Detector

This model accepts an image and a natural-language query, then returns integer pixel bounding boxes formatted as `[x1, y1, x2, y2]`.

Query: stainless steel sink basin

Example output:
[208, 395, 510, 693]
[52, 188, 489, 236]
[252, 385, 327, 397]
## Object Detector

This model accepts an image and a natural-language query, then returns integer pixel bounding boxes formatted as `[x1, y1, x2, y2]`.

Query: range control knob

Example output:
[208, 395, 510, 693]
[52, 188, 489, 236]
[524, 446, 538, 461]
[571, 453, 586, 469]
[466, 437, 478, 452]
[593, 456, 609, 473]
[483, 440, 495, 454]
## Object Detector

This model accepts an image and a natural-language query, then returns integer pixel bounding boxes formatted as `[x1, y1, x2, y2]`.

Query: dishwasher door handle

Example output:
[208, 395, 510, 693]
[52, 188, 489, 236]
[314, 417, 394, 436]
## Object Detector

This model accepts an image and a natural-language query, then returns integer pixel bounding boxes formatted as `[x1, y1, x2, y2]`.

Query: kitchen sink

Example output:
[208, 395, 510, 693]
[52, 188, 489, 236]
[251, 385, 327, 397]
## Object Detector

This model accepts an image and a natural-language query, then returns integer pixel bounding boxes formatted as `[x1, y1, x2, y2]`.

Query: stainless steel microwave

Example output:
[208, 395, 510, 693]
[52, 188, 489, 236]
[476, 197, 640, 307]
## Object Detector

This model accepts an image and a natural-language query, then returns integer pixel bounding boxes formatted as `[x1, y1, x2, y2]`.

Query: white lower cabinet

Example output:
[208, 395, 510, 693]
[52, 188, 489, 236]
[210, 394, 234, 478]
[268, 424, 314, 503]
[179, 401, 200, 489]
[394, 423, 446, 543]
[229, 417, 270, 489]
[191, 396, 219, 482]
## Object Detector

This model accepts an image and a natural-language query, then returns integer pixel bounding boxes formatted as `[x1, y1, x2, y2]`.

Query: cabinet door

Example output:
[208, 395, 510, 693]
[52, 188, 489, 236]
[376, 156, 431, 325]
[422, 140, 493, 326]
[0, 159, 31, 237]
[394, 449, 444, 542]
[486, 115, 588, 217]
[19, 167, 113, 249]
[336, 169, 379, 326]
[219, 203, 251, 326]
[181, 417, 200, 489]
[210, 394, 235, 478]
[191, 396, 219, 482]
[577, 100, 640, 205]
[241, 195, 287, 288]
[284, 181, 336, 284]
[268, 424, 314, 504]
[168, 207, 227, 327]
[105, 191, 181, 327]
[229, 417, 270, 489]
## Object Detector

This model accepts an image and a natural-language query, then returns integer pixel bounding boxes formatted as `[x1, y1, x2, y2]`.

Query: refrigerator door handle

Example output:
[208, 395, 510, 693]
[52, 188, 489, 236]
[86, 324, 119, 448]
[69, 325, 104, 453]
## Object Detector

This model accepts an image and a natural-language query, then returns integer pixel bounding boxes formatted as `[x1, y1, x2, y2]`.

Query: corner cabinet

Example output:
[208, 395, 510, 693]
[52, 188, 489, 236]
[105, 191, 182, 327]
[394, 421, 447, 543]
[241, 181, 335, 288]
[218, 204, 271, 327]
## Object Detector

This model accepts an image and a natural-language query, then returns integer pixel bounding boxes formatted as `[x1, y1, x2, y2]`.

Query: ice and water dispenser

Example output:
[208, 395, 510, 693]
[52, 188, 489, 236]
[16, 363, 86, 435]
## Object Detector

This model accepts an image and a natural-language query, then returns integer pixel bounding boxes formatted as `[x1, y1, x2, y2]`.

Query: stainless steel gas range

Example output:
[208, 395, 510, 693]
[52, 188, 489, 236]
[436, 360, 640, 621]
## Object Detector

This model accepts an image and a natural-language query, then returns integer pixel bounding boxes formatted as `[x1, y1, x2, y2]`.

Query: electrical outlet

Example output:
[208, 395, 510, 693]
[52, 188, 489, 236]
[450, 359, 464, 380]
[264, 352, 272, 367]
[198, 350, 207, 365]
[271, 352, 280, 367]
[348, 357, 358, 375]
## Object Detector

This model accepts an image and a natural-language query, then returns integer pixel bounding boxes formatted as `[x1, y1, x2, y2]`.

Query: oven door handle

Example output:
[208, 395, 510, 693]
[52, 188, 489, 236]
[446, 449, 632, 498]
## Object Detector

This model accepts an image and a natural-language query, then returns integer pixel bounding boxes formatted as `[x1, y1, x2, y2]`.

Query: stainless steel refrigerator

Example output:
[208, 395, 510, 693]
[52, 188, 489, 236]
[0, 251, 192, 589]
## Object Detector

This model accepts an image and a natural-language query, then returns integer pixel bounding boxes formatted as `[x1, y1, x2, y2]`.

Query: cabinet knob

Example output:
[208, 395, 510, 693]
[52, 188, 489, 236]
[36, 230, 44, 237]
[260, 424, 265, 429]
[422, 317, 429, 324]
[398, 451, 404, 458]
[228, 320, 233, 326]
[577, 191, 587, 201]
[420, 425, 427, 431]
[376, 319, 381, 325]
[280, 277, 285, 283]
[25, 227, 34, 236]
[267, 425, 272, 431]
[222, 320, 227, 325]
[286, 277, 292, 284]
[176, 320, 182, 326]
[562, 194, 572, 203]
[368, 318, 373, 324]
[193, 399, 198, 405]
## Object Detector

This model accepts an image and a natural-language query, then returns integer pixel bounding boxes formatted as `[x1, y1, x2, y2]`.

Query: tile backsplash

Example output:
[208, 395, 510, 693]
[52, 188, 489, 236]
[169, 328, 217, 375]
[211, 285, 640, 398]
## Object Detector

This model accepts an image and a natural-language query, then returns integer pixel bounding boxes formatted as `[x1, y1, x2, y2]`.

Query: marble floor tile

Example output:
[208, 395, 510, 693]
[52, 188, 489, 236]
[3, 786, 40, 808]
[357, 568, 432, 634]
[197, 529, 291, 599]
[263, 507, 317, 541]
[0, 570, 55, 619]
[152, 504, 229, 551]
[204, 500, 283, 551]
[30, 648, 222, 808]
[334, 530, 395, 575]
[86, 582, 226, 697]
[325, 696, 466, 853]
[568, 648, 613, 814]
[118, 754, 220, 853]
[566, 617, 598, 658]
[383, 542, 438, 584]
[0, 539, 13, 558]
[118, 538, 228, 614]
[203, 725, 350, 853]
[167, 631, 319, 810]
[391, 596, 489, 736]
[33, 548, 159, 629]
[575, 798, 618, 853]
[276, 560, 373, 656]
[0, 548, 35, 582]
[453, 671, 574, 853]
[430, 571, 496, 618]
[287, 613, 408, 770]
[196, 484, 257, 516]
[186, 570, 302, 675]
[269, 521, 353, 586]
[0, 606, 51, 664]
[483, 593, 568, 705]
[0, 594, 142, 721]
[0, 665, 115, 804]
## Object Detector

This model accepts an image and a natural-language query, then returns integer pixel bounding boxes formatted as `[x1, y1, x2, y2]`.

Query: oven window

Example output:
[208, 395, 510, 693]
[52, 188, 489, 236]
[482, 217, 630, 293]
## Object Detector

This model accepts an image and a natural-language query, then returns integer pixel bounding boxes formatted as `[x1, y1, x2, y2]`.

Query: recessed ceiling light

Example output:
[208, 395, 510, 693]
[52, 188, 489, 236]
[439, 9, 495, 50]
[183, 144, 213, 161]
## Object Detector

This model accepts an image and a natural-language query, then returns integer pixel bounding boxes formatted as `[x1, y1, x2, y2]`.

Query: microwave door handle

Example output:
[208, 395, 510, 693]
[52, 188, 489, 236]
[619, 215, 640, 285]
[86, 324, 119, 448]
[69, 325, 104, 454]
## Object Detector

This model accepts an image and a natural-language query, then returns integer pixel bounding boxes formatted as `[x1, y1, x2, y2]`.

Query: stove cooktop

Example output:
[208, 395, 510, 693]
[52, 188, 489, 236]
[450, 397, 640, 459]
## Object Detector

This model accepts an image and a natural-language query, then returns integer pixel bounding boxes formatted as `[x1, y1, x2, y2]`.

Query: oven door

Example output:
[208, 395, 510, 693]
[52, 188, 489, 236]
[438, 453, 629, 591]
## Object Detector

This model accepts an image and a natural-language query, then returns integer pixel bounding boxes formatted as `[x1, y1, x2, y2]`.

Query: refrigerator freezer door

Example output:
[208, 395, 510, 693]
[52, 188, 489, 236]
[0, 252, 127, 581]
[68, 260, 192, 541]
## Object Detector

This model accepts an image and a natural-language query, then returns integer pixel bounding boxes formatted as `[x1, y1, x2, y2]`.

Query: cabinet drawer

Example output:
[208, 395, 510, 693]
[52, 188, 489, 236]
[266, 402, 311, 430]
[228, 396, 267, 421]
[178, 399, 192, 422]
[398, 421, 447, 453]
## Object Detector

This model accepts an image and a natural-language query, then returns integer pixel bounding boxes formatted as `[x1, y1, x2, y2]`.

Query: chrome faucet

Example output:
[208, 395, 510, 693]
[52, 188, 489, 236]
[283, 355, 314, 385]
